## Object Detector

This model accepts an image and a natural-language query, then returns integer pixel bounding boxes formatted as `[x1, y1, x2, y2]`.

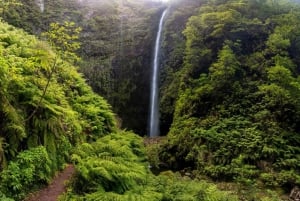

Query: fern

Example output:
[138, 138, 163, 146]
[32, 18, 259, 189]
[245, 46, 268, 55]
[0, 19, 117, 200]
[71, 132, 147, 194]
[61, 131, 239, 201]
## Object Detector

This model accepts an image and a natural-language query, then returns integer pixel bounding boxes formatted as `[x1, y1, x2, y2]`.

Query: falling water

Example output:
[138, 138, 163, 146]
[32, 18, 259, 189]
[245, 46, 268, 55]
[36, 0, 45, 12]
[149, 9, 168, 137]
[119, 0, 124, 59]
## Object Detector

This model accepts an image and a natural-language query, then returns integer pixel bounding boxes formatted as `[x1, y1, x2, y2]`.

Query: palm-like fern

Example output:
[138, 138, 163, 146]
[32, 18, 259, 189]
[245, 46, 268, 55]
[71, 131, 147, 194]
[63, 131, 239, 201]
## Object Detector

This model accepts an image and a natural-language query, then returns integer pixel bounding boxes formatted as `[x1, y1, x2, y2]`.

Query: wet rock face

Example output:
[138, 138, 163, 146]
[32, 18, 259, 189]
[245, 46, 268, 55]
[290, 187, 300, 201]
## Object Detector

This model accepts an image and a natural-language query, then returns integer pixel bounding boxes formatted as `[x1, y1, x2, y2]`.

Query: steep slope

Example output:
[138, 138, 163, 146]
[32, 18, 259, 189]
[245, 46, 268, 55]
[158, 0, 300, 191]
[0, 20, 116, 200]
[3, 0, 165, 135]
[78, 0, 165, 135]
[159, 0, 203, 135]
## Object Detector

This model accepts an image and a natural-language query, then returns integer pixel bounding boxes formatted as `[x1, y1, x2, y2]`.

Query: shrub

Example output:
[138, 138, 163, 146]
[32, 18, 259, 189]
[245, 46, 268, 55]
[0, 191, 14, 201]
[0, 146, 52, 200]
[61, 132, 239, 201]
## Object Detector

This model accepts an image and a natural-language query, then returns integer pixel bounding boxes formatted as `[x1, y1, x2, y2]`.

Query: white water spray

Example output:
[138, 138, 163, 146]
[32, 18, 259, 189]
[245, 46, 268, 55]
[36, 0, 45, 12]
[149, 9, 167, 137]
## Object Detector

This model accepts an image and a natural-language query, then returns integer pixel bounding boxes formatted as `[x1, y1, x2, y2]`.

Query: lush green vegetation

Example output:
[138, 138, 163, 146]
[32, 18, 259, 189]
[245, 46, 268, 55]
[0, 19, 115, 200]
[158, 0, 300, 192]
[1, 0, 300, 200]
[159, 0, 202, 134]
[59, 131, 239, 201]
[2, 0, 165, 135]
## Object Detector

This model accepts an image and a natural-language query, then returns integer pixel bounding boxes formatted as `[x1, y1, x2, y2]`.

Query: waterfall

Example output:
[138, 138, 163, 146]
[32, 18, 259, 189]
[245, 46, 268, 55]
[36, 0, 45, 12]
[149, 9, 168, 137]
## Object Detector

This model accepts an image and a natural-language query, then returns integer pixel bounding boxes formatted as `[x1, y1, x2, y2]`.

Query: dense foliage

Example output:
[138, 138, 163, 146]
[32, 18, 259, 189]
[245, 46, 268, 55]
[158, 0, 300, 190]
[0, 20, 116, 200]
[0, 147, 52, 200]
[59, 131, 239, 201]
[2, 0, 165, 135]
[1, 0, 300, 200]
[159, 0, 202, 134]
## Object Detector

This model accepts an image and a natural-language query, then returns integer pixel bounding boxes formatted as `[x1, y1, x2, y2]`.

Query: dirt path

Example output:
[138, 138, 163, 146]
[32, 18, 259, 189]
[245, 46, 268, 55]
[144, 136, 166, 146]
[24, 164, 75, 201]
[23, 138, 162, 201]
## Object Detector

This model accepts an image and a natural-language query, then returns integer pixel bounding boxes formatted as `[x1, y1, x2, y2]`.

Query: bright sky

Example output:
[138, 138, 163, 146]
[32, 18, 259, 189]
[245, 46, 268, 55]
[150, 0, 170, 2]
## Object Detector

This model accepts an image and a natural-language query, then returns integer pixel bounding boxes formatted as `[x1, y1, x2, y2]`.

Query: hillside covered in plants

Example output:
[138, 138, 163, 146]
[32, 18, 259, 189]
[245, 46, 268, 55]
[0, 18, 118, 199]
[0, 4, 250, 201]
[1, 0, 300, 200]
[3, 0, 165, 135]
[157, 0, 300, 193]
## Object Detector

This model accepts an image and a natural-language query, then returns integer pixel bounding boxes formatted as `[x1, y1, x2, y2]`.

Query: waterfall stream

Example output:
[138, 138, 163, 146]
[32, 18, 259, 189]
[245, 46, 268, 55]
[36, 0, 45, 12]
[149, 9, 168, 137]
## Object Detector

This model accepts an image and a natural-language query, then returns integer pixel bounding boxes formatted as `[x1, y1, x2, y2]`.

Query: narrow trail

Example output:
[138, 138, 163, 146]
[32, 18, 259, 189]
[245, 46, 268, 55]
[23, 138, 163, 201]
[24, 164, 75, 201]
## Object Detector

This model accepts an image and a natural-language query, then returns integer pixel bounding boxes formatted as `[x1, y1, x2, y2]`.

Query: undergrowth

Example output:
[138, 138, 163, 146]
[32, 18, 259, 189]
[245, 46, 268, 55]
[59, 131, 239, 201]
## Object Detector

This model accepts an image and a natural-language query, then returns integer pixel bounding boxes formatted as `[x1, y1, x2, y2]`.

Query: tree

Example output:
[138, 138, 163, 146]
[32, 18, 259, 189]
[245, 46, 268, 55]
[209, 44, 239, 85]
